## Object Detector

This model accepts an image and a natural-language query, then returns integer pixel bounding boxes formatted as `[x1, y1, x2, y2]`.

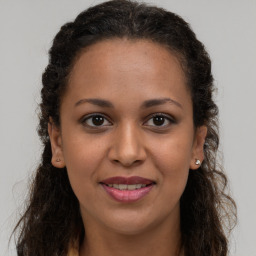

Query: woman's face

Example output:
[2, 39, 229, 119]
[49, 39, 206, 235]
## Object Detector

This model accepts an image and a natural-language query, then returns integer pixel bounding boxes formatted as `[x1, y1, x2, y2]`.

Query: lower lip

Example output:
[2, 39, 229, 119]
[101, 184, 154, 203]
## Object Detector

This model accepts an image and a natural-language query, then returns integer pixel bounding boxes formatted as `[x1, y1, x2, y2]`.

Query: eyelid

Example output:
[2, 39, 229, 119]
[80, 112, 176, 129]
[143, 112, 175, 127]
[80, 113, 112, 128]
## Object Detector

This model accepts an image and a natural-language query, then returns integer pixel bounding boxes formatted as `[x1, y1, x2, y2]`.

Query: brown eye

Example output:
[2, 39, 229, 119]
[152, 116, 166, 126]
[145, 113, 174, 127]
[82, 114, 112, 128]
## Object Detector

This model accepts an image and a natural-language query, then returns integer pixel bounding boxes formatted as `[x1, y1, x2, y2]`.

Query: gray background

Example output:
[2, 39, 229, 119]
[0, 0, 255, 255]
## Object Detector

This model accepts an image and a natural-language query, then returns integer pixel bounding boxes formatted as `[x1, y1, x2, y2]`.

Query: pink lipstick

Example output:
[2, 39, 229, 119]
[100, 176, 155, 203]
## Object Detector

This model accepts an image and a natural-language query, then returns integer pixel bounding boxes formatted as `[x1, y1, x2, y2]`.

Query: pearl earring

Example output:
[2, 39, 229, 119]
[195, 159, 201, 165]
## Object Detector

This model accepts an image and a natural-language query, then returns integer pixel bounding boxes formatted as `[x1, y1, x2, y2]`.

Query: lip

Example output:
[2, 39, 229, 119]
[100, 176, 154, 185]
[101, 183, 154, 203]
[100, 176, 155, 203]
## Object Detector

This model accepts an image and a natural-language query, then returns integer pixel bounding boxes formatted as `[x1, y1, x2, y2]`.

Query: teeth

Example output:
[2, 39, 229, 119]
[119, 184, 128, 190]
[136, 184, 146, 188]
[128, 184, 136, 190]
[106, 184, 149, 190]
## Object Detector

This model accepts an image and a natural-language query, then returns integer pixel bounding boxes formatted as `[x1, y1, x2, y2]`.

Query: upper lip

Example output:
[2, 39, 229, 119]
[100, 176, 155, 185]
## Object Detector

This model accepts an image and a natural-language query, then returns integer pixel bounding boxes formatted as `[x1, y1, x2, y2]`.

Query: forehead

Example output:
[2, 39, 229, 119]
[69, 38, 186, 84]
[63, 39, 190, 109]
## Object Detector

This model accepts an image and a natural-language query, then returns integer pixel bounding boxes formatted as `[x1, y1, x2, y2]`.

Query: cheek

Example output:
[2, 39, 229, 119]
[151, 133, 193, 193]
[154, 152, 189, 216]
[157, 152, 189, 195]
[152, 132, 193, 172]
[62, 136, 106, 194]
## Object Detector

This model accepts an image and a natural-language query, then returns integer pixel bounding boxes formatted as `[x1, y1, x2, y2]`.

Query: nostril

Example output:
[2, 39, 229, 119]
[112, 158, 142, 167]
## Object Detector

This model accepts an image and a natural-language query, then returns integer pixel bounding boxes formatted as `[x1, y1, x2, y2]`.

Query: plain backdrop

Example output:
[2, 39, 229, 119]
[0, 0, 255, 255]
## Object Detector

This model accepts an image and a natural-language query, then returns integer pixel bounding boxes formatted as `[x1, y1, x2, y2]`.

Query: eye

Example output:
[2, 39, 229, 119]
[81, 114, 112, 128]
[144, 113, 175, 127]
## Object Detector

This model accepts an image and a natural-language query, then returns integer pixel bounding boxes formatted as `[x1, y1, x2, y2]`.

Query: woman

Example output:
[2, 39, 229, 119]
[14, 0, 237, 255]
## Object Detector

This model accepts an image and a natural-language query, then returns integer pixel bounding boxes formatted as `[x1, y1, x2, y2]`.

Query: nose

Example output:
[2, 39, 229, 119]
[108, 122, 147, 167]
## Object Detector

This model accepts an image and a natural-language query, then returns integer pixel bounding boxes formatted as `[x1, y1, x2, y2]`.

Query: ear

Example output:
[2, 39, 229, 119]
[48, 117, 65, 168]
[190, 125, 207, 170]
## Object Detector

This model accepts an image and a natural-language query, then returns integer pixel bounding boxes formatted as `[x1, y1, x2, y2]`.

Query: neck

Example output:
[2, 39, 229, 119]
[79, 216, 182, 256]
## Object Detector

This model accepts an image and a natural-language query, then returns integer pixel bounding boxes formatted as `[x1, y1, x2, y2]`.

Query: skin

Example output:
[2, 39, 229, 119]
[48, 39, 207, 256]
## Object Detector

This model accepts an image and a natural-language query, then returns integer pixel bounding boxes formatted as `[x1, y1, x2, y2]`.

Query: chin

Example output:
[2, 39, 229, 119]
[109, 223, 152, 236]
[101, 211, 160, 236]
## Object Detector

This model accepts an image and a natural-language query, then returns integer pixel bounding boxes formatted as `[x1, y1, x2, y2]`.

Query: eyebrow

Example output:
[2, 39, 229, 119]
[75, 97, 182, 109]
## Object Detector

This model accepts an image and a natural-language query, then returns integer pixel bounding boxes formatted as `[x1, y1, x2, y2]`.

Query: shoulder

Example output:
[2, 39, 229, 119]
[67, 239, 79, 256]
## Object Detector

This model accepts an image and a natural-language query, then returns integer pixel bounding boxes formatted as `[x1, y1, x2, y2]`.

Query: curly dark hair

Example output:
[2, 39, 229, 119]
[14, 0, 237, 255]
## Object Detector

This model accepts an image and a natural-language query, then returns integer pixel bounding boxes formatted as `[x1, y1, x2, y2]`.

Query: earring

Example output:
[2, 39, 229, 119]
[195, 159, 201, 165]
[56, 158, 61, 162]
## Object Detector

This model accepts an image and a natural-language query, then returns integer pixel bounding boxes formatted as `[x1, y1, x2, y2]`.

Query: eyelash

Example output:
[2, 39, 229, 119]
[80, 112, 175, 129]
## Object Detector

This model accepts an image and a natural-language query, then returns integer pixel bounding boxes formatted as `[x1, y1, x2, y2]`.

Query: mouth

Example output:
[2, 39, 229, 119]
[100, 176, 155, 185]
[99, 176, 156, 202]
[102, 183, 151, 190]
